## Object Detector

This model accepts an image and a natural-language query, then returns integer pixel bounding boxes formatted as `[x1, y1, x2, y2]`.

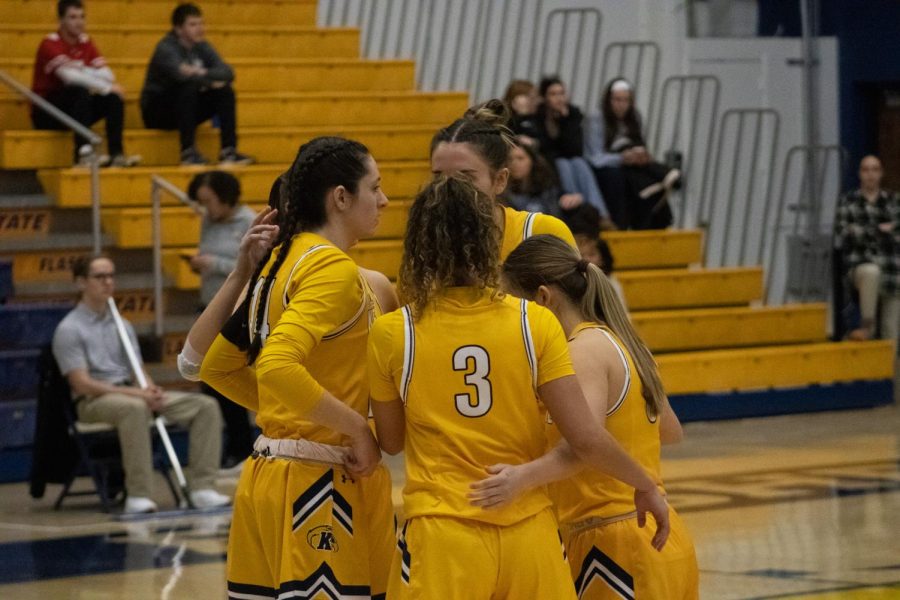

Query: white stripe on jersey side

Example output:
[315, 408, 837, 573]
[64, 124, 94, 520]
[523, 212, 537, 240]
[519, 300, 538, 393]
[596, 328, 631, 416]
[228, 592, 273, 600]
[281, 244, 330, 308]
[400, 306, 415, 405]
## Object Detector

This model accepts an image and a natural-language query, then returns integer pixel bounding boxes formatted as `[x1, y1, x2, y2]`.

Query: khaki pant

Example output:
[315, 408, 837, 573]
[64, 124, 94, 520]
[76, 391, 222, 498]
[852, 263, 900, 341]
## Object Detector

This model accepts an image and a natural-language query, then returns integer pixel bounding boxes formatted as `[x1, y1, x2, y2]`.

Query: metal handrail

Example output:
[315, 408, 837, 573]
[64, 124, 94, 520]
[0, 69, 104, 254]
[150, 175, 203, 339]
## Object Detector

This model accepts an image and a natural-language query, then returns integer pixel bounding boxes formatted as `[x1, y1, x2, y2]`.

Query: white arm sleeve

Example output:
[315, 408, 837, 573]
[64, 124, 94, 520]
[177, 338, 205, 382]
[55, 65, 113, 95]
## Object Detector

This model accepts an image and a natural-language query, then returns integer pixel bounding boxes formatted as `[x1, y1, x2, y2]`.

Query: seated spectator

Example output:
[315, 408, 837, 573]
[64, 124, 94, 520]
[502, 79, 540, 146]
[534, 76, 613, 227]
[834, 155, 900, 341]
[31, 0, 140, 167]
[506, 141, 610, 232]
[140, 3, 253, 166]
[186, 170, 256, 468]
[585, 78, 680, 230]
[52, 254, 230, 513]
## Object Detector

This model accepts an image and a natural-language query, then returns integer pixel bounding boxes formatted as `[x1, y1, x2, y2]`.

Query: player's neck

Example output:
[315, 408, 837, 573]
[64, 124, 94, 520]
[554, 302, 583, 338]
[313, 223, 355, 252]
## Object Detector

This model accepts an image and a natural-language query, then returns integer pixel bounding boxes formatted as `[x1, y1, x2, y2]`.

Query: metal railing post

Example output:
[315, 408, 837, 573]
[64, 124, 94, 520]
[149, 175, 203, 341]
[0, 69, 104, 253]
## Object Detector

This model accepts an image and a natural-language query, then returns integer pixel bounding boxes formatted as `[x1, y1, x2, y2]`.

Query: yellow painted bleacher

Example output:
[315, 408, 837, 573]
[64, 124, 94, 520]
[0, 0, 318, 26]
[1, 0, 892, 416]
[0, 126, 440, 169]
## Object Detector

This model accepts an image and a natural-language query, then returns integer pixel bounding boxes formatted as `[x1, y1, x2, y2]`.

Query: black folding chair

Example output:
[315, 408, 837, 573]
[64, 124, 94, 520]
[30, 347, 180, 512]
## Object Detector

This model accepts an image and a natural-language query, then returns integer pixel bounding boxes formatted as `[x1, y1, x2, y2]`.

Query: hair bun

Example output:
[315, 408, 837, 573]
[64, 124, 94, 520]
[464, 99, 511, 128]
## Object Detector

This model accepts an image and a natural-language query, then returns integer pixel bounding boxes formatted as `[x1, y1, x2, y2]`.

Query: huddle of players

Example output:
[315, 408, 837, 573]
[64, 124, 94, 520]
[191, 101, 700, 600]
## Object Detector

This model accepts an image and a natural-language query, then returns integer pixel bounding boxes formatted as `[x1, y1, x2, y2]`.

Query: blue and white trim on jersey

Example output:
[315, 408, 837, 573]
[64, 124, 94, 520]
[596, 328, 631, 416]
[227, 562, 370, 600]
[400, 306, 415, 405]
[519, 299, 538, 393]
[281, 244, 330, 308]
[574, 546, 635, 600]
[291, 470, 353, 537]
[397, 522, 412, 585]
[523, 212, 537, 241]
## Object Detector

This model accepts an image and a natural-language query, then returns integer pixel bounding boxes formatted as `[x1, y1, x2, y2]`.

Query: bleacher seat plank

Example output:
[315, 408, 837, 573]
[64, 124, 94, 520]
[604, 229, 702, 270]
[632, 304, 827, 352]
[0, 25, 360, 59]
[1, 126, 439, 169]
[657, 340, 894, 394]
[0, 58, 416, 94]
[0, 0, 317, 26]
[0, 91, 468, 130]
[617, 267, 764, 310]
[37, 162, 428, 207]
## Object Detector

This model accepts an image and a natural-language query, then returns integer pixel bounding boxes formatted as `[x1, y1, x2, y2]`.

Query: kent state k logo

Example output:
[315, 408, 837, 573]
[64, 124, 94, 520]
[307, 525, 339, 552]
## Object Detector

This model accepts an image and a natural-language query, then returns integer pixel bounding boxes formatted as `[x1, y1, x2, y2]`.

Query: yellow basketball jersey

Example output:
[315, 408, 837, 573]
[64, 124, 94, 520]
[500, 206, 577, 260]
[369, 288, 575, 526]
[248, 232, 378, 443]
[549, 323, 664, 523]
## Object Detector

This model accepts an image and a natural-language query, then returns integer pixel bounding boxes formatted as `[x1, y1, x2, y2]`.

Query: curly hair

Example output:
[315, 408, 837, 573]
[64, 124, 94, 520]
[245, 136, 370, 364]
[398, 175, 501, 317]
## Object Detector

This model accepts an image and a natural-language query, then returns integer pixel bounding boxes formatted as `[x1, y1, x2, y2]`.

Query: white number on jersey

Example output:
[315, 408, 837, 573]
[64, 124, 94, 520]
[452, 346, 493, 417]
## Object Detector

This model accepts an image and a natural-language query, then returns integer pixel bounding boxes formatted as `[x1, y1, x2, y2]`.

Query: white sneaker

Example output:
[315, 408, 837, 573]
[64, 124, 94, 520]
[124, 496, 158, 514]
[190, 488, 232, 509]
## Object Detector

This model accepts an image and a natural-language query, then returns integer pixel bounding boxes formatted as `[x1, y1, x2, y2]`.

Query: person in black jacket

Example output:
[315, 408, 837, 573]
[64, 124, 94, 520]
[140, 3, 253, 165]
[535, 76, 612, 227]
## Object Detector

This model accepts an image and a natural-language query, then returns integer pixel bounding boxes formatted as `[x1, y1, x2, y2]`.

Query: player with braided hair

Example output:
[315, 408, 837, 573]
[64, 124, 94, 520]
[431, 99, 578, 259]
[201, 136, 396, 599]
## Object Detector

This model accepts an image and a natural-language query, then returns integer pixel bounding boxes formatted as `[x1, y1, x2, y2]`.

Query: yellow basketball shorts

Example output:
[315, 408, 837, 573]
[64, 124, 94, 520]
[226, 455, 395, 599]
[564, 509, 699, 600]
[387, 508, 578, 600]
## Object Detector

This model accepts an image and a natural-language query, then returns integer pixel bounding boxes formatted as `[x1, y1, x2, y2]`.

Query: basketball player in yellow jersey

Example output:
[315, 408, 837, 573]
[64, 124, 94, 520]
[200, 138, 396, 600]
[430, 100, 577, 260]
[471, 234, 699, 600]
[368, 176, 669, 600]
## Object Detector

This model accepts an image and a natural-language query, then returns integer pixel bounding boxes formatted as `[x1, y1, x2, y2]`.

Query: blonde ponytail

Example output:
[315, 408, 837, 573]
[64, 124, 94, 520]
[503, 234, 664, 417]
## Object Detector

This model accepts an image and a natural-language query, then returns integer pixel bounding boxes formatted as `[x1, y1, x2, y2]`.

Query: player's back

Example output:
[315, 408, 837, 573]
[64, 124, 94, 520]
[377, 288, 556, 526]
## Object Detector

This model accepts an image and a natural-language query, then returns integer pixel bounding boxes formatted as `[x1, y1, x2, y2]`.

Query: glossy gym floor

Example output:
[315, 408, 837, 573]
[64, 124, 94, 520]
[1, 402, 898, 599]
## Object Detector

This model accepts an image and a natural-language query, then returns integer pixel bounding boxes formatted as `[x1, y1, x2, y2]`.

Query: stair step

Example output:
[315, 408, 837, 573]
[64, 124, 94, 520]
[0, 58, 415, 94]
[657, 340, 894, 395]
[1, 126, 440, 169]
[604, 229, 702, 270]
[0, 91, 468, 130]
[38, 162, 428, 208]
[0, 0, 317, 26]
[6, 246, 152, 284]
[0, 25, 359, 59]
[632, 304, 827, 353]
[0, 194, 54, 208]
[617, 267, 764, 310]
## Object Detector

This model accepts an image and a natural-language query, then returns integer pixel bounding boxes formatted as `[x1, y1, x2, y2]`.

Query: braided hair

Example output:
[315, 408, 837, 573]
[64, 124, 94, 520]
[245, 136, 370, 364]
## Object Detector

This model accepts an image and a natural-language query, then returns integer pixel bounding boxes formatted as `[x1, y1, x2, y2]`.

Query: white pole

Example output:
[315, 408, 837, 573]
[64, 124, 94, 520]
[106, 297, 194, 508]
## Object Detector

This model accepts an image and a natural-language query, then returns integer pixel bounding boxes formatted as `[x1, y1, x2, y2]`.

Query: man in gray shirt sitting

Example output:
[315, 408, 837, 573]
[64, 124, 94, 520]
[52, 254, 231, 514]
[140, 2, 253, 166]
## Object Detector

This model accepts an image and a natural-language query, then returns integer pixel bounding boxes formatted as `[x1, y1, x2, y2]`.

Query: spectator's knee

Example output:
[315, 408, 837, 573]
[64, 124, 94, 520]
[197, 394, 223, 427]
[854, 262, 881, 285]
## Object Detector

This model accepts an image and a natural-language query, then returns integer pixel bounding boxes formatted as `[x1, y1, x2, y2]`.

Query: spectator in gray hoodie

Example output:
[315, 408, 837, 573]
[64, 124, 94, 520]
[140, 3, 253, 166]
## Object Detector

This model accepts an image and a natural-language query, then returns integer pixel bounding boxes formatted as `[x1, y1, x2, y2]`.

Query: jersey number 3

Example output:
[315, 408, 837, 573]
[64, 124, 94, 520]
[453, 346, 493, 417]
